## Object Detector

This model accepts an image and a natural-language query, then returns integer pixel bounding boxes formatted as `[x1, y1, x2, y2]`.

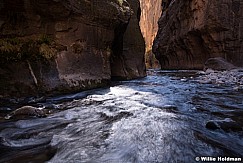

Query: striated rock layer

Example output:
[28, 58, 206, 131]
[139, 0, 162, 68]
[153, 0, 243, 69]
[0, 0, 146, 97]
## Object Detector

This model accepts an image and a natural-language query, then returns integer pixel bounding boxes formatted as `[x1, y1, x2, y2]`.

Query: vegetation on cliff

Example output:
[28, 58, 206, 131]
[0, 35, 57, 63]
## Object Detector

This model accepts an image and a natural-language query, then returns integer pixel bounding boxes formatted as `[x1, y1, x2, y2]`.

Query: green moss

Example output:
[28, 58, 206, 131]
[39, 44, 56, 59]
[117, 0, 123, 6]
[0, 38, 22, 61]
[38, 34, 53, 45]
[0, 35, 56, 63]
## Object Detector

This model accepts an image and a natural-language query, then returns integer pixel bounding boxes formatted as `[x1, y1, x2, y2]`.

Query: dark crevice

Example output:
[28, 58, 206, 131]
[110, 20, 130, 80]
[137, 6, 141, 22]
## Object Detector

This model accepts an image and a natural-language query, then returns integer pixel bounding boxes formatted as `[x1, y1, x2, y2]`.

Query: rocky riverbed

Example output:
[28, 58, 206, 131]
[196, 69, 243, 89]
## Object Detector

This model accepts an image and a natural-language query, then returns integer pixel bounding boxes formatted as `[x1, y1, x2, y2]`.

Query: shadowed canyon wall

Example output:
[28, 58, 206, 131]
[0, 0, 146, 97]
[140, 0, 161, 68]
[111, 0, 146, 80]
[153, 0, 243, 69]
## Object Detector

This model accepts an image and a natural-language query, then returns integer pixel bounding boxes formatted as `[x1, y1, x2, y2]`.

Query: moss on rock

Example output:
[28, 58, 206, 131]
[0, 35, 56, 63]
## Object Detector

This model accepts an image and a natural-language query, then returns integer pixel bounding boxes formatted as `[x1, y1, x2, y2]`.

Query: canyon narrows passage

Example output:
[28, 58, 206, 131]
[140, 0, 161, 68]
[0, 0, 243, 162]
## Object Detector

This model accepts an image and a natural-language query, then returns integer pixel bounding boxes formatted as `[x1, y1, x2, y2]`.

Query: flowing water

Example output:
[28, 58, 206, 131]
[0, 70, 243, 163]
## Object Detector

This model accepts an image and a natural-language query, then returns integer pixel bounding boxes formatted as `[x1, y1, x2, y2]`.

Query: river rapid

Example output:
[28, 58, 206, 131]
[0, 70, 243, 163]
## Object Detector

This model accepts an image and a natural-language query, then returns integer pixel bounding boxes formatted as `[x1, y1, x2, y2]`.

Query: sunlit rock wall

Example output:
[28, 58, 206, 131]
[140, 0, 162, 68]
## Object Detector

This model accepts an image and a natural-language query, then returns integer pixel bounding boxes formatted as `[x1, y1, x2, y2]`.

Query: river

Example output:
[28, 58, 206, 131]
[0, 70, 243, 163]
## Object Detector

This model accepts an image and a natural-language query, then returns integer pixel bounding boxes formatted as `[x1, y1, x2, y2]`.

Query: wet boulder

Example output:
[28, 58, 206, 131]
[204, 57, 237, 71]
[5, 106, 49, 119]
[206, 118, 243, 132]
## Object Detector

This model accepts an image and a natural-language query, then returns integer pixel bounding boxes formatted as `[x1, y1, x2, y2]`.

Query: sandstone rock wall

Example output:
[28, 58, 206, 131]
[140, 0, 161, 68]
[153, 0, 243, 69]
[111, 0, 146, 80]
[0, 0, 146, 97]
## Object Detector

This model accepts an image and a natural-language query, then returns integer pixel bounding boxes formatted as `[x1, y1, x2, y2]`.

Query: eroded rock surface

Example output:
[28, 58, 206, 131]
[0, 0, 146, 97]
[153, 0, 243, 69]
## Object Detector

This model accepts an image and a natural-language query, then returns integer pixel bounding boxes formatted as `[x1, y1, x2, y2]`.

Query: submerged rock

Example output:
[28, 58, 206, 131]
[99, 111, 133, 123]
[206, 118, 243, 132]
[206, 121, 220, 130]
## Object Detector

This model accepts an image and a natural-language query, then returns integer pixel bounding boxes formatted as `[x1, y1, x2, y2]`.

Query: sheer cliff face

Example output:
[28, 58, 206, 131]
[140, 0, 162, 68]
[153, 0, 243, 69]
[0, 0, 146, 97]
[111, 0, 146, 80]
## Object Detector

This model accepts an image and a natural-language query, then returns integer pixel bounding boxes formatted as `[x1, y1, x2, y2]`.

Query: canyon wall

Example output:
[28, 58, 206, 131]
[111, 0, 146, 80]
[0, 0, 146, 97]
[153, 0, 243, 69]
[140, 0, 162, 68]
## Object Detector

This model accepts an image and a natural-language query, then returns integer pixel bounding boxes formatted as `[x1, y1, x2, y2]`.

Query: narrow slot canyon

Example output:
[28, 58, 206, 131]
[139, 0, 162, 69]
[0, 1, 243, 163]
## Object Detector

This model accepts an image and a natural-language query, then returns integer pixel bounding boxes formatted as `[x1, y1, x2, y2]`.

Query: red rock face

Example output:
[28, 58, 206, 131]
[153, 0, 243, 69]
[0, 0, 146, 97]
[140, 0, 162, 68]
